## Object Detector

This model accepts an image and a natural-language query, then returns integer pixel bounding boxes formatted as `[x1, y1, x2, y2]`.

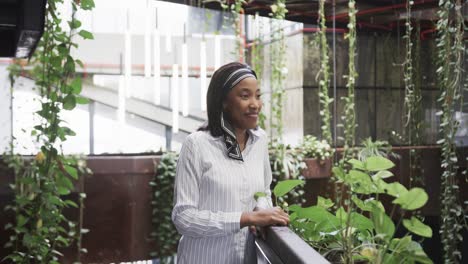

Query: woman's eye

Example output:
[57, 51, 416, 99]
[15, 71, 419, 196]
[256, 94, 262, 99]
[241, 94, 249, 99]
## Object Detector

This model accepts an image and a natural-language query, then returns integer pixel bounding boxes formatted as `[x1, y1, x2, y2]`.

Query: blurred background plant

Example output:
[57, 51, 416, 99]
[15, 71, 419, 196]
[300, 135, 334, 162]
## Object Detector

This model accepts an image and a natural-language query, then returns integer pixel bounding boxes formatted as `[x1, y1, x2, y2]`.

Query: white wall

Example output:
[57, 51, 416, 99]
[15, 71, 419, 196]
[0, 66, 12, 153]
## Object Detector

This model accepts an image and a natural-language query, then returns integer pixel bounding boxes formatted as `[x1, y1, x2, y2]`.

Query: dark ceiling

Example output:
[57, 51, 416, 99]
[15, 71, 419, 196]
[0, 0, 47, 58]
[164, 0, 467, 36]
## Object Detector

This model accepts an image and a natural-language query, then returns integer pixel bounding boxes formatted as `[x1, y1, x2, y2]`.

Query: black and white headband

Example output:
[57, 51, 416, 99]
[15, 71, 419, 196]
[221, 67, 257, 98]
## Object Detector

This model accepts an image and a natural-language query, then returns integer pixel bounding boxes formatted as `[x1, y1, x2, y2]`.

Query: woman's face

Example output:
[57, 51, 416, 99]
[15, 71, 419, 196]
[223, 77, 262, 130]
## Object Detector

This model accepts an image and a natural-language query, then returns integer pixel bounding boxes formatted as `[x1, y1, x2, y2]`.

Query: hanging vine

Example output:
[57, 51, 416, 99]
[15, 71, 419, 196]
[403, 2, 424, 189]
[251, 13, 266, 128]
[337, 2, 358, 261]
[341, 0, 357, 161]
[3, 0, 95, 263]
[149, 153, 180, 263]
[230, 0, 246, 61]
[269, 0, 287, 141]
[317, 0, 333, 144]
[267, 0, 289, 194]
[436, 0, 465, 263]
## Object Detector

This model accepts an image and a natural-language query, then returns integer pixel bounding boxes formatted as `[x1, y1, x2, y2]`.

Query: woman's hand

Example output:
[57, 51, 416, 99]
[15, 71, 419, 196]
[240, 207, 289, 228]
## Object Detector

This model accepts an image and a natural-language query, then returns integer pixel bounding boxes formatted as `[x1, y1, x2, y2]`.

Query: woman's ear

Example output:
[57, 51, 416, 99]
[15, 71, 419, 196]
[222, 101, 227, 111]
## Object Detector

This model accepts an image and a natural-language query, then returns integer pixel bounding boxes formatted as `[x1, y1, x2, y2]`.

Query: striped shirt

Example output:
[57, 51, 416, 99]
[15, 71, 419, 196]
[172, 128, 273, 264]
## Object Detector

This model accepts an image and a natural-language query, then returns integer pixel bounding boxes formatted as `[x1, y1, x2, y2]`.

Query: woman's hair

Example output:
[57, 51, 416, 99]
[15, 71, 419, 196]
[199, 62, 255, 137]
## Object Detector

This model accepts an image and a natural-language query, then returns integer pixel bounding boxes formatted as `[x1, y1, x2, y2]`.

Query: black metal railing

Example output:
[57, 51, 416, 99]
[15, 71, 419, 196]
[255, 226, 329, 264]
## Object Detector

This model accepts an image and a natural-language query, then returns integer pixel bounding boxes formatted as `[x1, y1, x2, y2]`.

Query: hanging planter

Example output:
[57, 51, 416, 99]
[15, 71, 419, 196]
[301, 158, 332, 179]
[299, 135, 334, 179]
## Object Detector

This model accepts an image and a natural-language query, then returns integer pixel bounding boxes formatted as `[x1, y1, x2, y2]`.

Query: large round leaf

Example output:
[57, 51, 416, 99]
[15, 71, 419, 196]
[273, 179, 304, 197]
[403, 217, 432, 238]
[349, 212, 374, 231]
[365, 156, 395, 171]
[296, 206, 340, 232]
[385, 182, 408, 197]
[62, 94, 76, 110]
[372, 206, 395, 240]
[392, 187, 428, 210]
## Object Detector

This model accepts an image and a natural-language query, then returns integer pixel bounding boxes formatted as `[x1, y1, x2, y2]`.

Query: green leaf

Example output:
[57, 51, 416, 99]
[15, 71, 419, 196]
[273, 179, 304, 197]
[348, 158, 365, 170]
[50, 56, 62, 68]
[365, 156, 395, 171]
[254, 192, 266, 200]
[17, 215, 27, 227]
[352, 197, 385, 212]
[49, 196, 62, 206]
[58, 187, 71, 195]
[372, 170, 393, 180]
[288, 204, 301, 212]
[64, 165, 78, 179]
[392, 187, 428, 210]
[76, 96, 90, 104]
[389, 236, 412, 252]
[80, 0, 95, 10]
[296, 206, 340, 232]
[332, 166, 346, 181]
[78, 30, 94, 40]
[385, 182, 408, 197]
[404, 241, 433, 264]
[349, 212, 374, 231]
[64, 200, 78, 208]
[335, 207, 347, 222]
[64, 56, 76, 72]
[57, 44, 68, 56]
[75, 59, 84, 68]
[403, 217, 432, 238]
[317, 196, 334, 209]
[348, 170, 374, 194]
[68, 19, 82, 29]
[62, 94, 76, 110]
[371, 206, 395, 241]
[57, 175, 74, 190]
[71, 77, 82, 94]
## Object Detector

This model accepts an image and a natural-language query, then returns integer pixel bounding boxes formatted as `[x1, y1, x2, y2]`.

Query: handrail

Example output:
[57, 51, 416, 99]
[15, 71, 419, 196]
[255, 226, 330, 264]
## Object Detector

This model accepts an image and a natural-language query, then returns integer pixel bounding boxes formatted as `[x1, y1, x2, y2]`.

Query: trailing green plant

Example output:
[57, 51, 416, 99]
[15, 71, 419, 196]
[3, 0, 95, 262]
[251, 13, 266, 129]
[269, 0, 288, 141]
[357, 137, 400, 162]
[3, 151, 91, 263]
[266, 0, 293, 207]
[435, 0, 465, 262]
[268, 140, 306, 207]
[229, 0, 246, 61]
[272, 179, 304, 212]
[403, 0, 415, 131]
[317, 0, 333, 143]
[340, 0, 358, 161]
[149, 152, 180, 263]
[403, 1, 424, 189]
[334, 0, 358, 228]
[299, 135, 333, 161]
[280, 156, 433, 264]
[409, 20, 425, 190]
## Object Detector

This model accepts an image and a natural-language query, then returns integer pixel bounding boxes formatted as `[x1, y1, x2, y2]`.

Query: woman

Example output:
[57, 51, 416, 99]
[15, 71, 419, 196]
[172, 62, 289, 264]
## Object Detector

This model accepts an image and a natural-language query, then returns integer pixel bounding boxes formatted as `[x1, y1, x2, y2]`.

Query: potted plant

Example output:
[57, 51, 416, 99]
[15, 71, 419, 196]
[299, 135, 334, 179]
[283, 156, 433, 264]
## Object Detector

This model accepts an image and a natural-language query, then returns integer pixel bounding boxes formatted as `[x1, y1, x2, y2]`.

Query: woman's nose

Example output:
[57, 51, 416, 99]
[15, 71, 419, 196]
[249, 100, 260, 110]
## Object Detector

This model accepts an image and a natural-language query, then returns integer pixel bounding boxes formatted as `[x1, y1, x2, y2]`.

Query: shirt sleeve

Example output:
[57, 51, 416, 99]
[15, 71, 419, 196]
[171, 135, 242, 238]
[258, 137, 274, 209]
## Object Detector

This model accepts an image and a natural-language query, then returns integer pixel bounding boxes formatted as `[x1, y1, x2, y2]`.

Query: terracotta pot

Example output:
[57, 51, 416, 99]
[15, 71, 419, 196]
[301, 158, 332, 179]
